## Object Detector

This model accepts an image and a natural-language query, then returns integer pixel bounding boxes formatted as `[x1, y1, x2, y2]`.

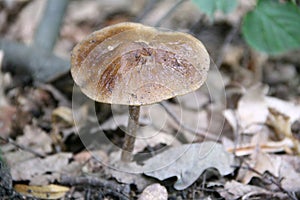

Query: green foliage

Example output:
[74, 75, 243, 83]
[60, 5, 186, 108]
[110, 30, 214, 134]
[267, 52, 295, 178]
[242, 0, 300, 54]
[192, 0, 237, 19]
[192, 0, 300, 54]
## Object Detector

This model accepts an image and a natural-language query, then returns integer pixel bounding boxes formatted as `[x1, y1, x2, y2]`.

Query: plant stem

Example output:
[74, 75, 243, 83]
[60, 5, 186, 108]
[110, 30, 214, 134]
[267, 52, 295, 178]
[121, 105, 140, 162]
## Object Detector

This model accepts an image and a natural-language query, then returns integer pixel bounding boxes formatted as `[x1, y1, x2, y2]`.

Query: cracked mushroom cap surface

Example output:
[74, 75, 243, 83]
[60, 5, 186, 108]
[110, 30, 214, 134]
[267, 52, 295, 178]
[71, 22, 210, 105]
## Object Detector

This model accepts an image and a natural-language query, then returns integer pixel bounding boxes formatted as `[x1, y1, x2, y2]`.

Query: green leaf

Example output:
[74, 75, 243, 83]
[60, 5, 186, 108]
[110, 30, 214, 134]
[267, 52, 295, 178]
[242, 0, 300, 54]
[192, 0, 237, 19]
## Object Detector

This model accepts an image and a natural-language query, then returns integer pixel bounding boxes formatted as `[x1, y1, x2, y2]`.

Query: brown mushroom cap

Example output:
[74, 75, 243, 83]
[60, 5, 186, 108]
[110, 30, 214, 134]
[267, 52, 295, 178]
[71, 22, 210, 105]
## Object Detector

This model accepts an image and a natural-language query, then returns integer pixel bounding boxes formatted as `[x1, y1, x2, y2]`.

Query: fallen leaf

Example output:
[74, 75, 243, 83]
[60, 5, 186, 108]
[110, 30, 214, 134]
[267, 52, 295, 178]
[238, 151, 300, 192]
[218, 180, 287, 200]
[240, 150, 281, 184]
[11, 153, 73, 181]
[266, 96, 300, 124]
[3, 150, 34, 166]
[141, 103, 209, 143]
[278, 156, 300, 192]
[105, 167, 154, 191]
[95, 113, 150, 131]
[16, 125, 52, 154]
[143, 142, 235, 190]
[52, 106, 74, 127]
[133, 126, 181, 154]
[267, 107, 300, 153]
[14, 184, 69, 200]
[0, 105, 16, 138]
[237, 84, 269, 133]
[138, 183, 168, 200]
[175, 91, 209, 111]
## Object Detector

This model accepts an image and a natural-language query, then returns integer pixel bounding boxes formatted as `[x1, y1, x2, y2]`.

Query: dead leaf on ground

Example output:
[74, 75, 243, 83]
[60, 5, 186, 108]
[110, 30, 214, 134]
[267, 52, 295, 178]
[144, 142, 235, 190]
[0, 105, 16, 138]
[138, 183, 168, 200]
[94, 113, 150, 132]
[10, 153, 80, 184]
[238, 150, 300, 192]
[175, 91, 209, 111]
[52, 106, 74, 127]
[236, 84, 269, 133]
[218, 180, 288, 200]
[16, 125, 52, 154]
[14, 184, 69, 200]
[74, 150, 108, 173]
[133, 126, 181, 154]
[105, 167, 154, 192]
[141, 103, 209, 143]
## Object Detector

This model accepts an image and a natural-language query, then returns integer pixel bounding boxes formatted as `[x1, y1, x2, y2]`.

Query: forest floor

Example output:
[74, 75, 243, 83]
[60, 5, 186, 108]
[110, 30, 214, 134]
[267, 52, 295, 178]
[0, 0, 300, 199]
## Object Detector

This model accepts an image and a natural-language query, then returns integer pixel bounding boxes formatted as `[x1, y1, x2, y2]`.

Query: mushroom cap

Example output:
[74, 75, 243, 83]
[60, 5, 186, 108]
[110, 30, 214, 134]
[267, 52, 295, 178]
[71, 22, 210, 106]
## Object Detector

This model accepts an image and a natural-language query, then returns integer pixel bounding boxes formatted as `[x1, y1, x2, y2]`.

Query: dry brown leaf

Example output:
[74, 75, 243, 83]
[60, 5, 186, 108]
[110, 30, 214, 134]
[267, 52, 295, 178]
[237, 84, 269, 133]
[267, 108, 300, 153]
[138, 183, 168, 200]
[74, 150, 108, 173]
[0, 105, 16, 138]
[105, 167, 154, 191]
[141, 103, 209, 143]
[133, 126, 181, 154]
[238, 151, 300, 192]
[16, 125, 52, 154]
[11, 153, 73, 182]
[14, 184, 69, 200]
[266, 97, 300, 124]
[240, 150, 281, 184]
[175, 91, 209, 111]
[218, 180, 287, 200]
[96, 113, 150, 131]
[2, 149, 34, 167]
[52, 106, 74, 127]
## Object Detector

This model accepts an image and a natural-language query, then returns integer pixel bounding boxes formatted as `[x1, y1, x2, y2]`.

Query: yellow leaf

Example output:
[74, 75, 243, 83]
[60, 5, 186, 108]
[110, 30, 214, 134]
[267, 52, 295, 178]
[14, 184, 69, 199]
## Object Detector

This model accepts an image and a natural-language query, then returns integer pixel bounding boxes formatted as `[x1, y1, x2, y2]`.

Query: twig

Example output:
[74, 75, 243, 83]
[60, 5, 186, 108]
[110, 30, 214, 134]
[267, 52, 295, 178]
[159, 101, 221, 141]
[59, 175, 130, 200]
[215, 22, 240, 68]
[34, 0, 69, 52]
[155, 0, 188, 27]
[0, 136, 45, 158]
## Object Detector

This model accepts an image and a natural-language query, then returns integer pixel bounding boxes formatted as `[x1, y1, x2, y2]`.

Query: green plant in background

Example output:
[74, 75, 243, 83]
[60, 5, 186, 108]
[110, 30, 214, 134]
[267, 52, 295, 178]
[192, 0, 237, 19]
[192, 0, 300, 55]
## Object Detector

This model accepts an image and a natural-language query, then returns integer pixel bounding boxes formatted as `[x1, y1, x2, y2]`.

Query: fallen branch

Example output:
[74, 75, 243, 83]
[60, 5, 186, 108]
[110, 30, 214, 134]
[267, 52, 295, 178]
[0, 39, 69, 82]
[34, 0, 69, 52]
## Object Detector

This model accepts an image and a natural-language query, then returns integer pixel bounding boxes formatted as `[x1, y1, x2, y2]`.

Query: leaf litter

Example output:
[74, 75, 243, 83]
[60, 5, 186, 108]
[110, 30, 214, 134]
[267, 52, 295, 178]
[1, 0, 300, 199]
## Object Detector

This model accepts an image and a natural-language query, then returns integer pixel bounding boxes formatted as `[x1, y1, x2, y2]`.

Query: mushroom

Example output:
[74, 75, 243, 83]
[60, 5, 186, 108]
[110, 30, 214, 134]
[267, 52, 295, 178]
[71, 22, 210, 162]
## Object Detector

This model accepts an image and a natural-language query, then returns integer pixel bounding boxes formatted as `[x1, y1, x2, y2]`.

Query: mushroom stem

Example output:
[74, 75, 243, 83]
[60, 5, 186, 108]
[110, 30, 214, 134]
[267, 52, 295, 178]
[121, 105, 140, 162]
